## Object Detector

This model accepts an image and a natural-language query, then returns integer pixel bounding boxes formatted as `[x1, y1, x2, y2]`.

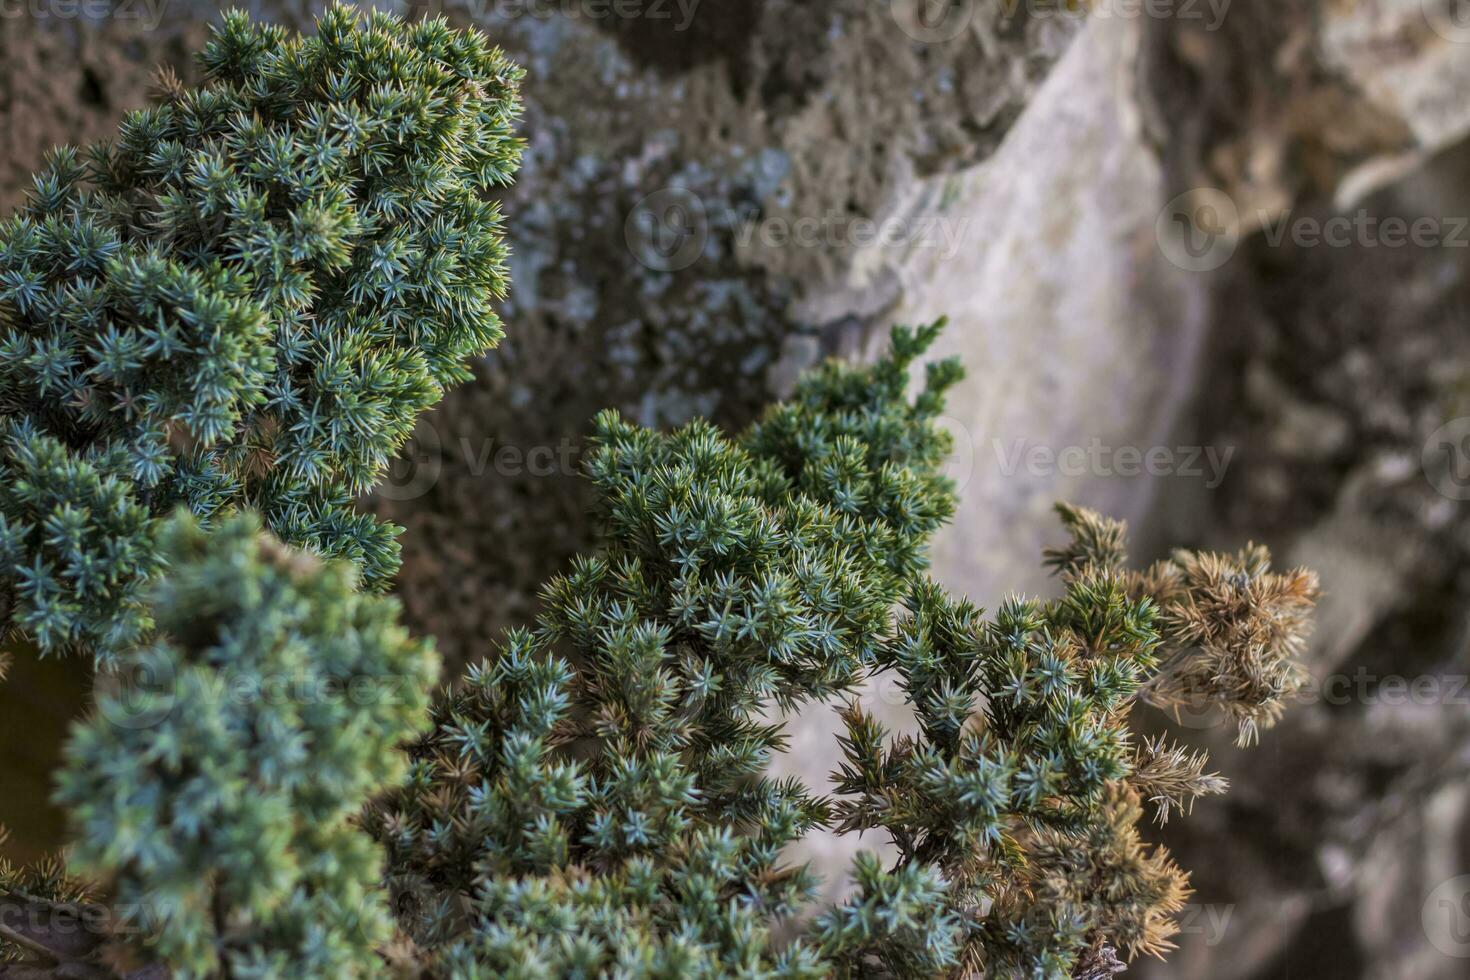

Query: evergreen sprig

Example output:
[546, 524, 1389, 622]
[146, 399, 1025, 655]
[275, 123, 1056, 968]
[363, 328, 1318, 978]
[828, 503, 1316, 976]
[54, 511, 439, 978]
[369, 325, 965, 975]
[0, 3, 522, 663]
[0, 825, 96, 965]
[5, 321, 1317, 980]
[0, 9, 1324, 977]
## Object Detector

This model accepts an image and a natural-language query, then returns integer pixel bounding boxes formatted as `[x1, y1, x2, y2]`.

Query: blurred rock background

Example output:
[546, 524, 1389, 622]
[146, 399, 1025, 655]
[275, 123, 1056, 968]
[2, 1, 1468, 977]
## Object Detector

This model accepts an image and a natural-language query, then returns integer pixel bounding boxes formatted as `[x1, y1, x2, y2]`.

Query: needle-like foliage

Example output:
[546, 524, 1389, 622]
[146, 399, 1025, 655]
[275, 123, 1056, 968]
[825, 503, 1317, 976]
[367, 332, 1323, 980]
[367, 327, 1317, 978]
[0, 3, 522, 663]
[0, 825, 97, 965]
[369, 324, 966, 976]
[6, 324, 1317, 980]
[54, 511, 439, 978]
[0, 10, 1324, 977]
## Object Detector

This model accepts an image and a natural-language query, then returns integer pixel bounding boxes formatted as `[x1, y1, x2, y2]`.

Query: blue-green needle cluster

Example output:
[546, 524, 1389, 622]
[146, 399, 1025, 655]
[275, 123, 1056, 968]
[0, 3, 522, 663]
[369, 325, 967, 977]
[55, 511, 439, 978]
[369, 331, 1316, 977]
[0, 7, 1322, 979]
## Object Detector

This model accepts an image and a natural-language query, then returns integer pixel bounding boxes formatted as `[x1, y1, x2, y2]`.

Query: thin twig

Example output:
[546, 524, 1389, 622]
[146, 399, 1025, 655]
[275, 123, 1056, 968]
[0, 920, 60, 965]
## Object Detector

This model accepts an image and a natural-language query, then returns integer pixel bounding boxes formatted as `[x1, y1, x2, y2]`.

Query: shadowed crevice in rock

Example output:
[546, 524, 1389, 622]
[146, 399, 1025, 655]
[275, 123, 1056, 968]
[597, 0, 767, 93]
